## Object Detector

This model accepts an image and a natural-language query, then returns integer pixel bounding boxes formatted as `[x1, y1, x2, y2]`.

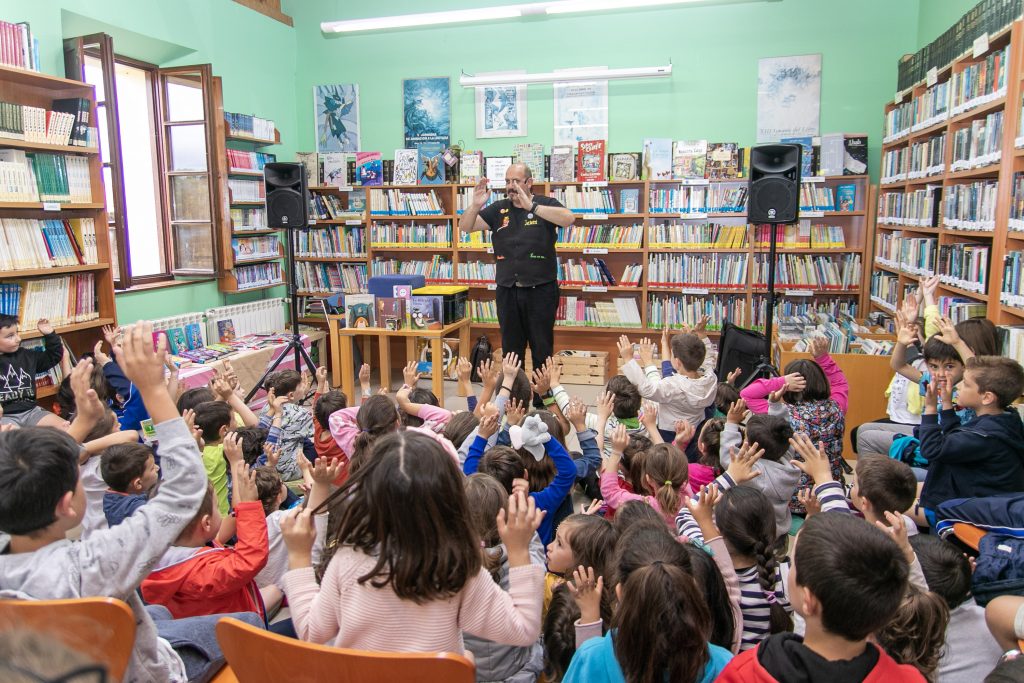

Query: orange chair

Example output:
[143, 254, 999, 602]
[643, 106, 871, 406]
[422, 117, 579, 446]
[951, 522, 988, 551]
[0, 596, 135, 681]
[215, 617, 475, 683]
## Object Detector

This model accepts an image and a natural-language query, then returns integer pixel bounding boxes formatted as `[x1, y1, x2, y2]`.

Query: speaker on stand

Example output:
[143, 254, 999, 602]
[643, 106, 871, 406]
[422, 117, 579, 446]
[742, 143, 801, 386]
[245, 162, 318, 402]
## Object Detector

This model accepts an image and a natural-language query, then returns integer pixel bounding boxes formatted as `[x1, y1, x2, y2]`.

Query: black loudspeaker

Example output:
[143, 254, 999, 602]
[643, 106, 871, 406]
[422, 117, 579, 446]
[747, 143, 801, 224]
[264, 162, 308, 228]
[716, 322, 768, 387]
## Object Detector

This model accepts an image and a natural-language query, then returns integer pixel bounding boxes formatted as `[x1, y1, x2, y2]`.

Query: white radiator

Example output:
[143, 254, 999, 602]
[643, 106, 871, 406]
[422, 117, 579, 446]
[205, 299, 287, 341]
[152, 312, 207, 346]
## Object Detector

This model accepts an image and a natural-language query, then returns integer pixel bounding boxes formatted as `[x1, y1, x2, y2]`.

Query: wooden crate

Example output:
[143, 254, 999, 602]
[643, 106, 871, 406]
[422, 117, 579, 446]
[494, 348, 609, 384]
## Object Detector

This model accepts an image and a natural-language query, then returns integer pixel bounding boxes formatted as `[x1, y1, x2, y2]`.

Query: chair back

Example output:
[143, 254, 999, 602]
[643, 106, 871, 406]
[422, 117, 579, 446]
[215, 617, 475, 683]
[0, 596, 135, 681]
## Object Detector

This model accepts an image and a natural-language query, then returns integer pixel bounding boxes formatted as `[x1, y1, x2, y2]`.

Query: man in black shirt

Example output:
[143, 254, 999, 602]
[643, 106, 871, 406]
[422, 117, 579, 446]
[459, 163, 575, 372]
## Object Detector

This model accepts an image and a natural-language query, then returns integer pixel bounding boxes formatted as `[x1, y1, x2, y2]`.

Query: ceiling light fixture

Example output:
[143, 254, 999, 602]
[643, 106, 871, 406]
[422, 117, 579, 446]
[458, 64, 672, 87]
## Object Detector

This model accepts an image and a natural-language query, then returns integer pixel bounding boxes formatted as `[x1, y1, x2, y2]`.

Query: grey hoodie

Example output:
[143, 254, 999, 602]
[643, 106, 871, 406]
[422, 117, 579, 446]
[0, 418, 208, 682]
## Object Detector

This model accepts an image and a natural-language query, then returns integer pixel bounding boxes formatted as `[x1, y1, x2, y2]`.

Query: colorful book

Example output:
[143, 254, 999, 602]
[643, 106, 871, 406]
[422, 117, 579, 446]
[356, 152, 383, 186]
[706, 143, 740, 180]
[393, 149, 418, 185]
[166, 327, 188, 355]
[185, 323, 203, 350]
[377, 297, 406, 330]
[843, 135, 869, 175]
[345, 293, 376, 328]
[409, 295, 442, 330]
[550, 146, 574, 182]
[513, 143, 545, 180]
[607, 152, 640, 181]
[417, 142, 446, 185]
[780, 136, 818, 178]
[672, 140, 708, 179]
[322, 152, 349, 187]
[836, 184, 856, 212]
[641, 138, 672, 180]
[217, 319, 236, 342]
[576, 140, 606, 182]
[620, 189, 640, 214]
[460, 151, 483, 183]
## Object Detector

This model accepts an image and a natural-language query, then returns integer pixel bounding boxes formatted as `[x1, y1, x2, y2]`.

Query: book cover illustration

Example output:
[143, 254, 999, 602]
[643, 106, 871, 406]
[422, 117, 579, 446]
[348, 189, 366, 213]
[780, 136, 817, 178]
[217, 319, 236, 343]
[409, 295, 441, 330]
[356, 151, 383, 186]
[550, 146, 574, 182]
[345, 293, 376, 328]
[296, 152, 319, 185]
[706, 143, 739, 180]
[843, 135, 868, 175]
[836, 184, 857, 211]
[607, 152, 639, 181]
[576, 140, 606, 182]
[377, 297, 406, 331]
[322, 152, 349, 187]
[513, 143, 545, 180]
[672, 140, 708, 179]
[485, 156, 512, 184]
[620, 189, 640, 214]
[184, 323, 203, 350]
[460, 151, 483, 183]
[641, 138, 672, 180]
[166, 327, 188, 355]
[417, 142, 446, 184]
[393, 148, 418, 185]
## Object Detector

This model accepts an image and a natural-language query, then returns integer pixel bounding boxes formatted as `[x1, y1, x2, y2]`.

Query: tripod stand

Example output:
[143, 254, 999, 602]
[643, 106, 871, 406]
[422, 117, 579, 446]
[245, 219, 318, 403]
[741, 221, 787, 387]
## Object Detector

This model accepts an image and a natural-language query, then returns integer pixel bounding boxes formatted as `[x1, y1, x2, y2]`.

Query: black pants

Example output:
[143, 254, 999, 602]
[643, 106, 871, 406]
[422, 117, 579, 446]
[496, 281, 558, 371]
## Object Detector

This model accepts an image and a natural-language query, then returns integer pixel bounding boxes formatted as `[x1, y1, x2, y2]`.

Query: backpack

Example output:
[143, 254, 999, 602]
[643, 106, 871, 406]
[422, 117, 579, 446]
[889, 434, 928, 468]
[972, 532, 1024, 606]
[469, 335, 492, 383]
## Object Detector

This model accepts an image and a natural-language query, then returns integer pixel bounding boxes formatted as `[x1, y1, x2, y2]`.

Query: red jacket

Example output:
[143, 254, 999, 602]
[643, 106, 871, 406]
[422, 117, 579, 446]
[313, 393, 349, 486]
[718, 641, 926, 683]
[141, 501, 269, 620]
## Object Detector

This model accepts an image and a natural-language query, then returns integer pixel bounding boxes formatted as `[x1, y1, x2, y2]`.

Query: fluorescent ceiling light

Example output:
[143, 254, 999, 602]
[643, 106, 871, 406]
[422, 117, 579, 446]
[459, 64, 672, 87]
[322, 0, 767, 34]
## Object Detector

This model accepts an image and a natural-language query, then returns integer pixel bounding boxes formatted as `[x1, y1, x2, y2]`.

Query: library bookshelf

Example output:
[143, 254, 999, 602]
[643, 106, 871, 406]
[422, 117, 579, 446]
[873, 18, 1024, 339]
[210, 76, 284, 294]
[296, 176, 874, 363]
[0, 63, 115, 396]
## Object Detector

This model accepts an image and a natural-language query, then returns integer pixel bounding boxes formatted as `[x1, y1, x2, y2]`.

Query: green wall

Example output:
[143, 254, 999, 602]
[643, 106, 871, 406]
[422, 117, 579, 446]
[917, 0, 982, 48]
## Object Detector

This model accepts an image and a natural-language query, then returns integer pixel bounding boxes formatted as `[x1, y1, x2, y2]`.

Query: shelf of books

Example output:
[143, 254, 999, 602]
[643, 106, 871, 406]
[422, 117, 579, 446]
[292, 148, 873, 344]
[211, 77, 283, 293]
[873, 14, 1024, 365]
[0, 61, 116, 393]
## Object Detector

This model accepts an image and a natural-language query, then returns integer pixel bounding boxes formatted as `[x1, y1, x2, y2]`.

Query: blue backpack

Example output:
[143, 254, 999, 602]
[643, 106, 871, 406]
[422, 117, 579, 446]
[972, 533, 1024, 607]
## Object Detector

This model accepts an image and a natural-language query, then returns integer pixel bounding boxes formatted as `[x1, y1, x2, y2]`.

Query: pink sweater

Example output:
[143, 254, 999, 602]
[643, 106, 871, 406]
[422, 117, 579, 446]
[282, 545, 544, 653]
[327, 406, 459, 461]
[739, 352, 849, 414]
[599, 470, 692, 524]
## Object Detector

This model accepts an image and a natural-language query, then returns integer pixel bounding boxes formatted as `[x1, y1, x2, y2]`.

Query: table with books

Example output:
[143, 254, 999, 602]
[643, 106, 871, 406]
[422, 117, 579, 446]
[326, 315, 471, 409]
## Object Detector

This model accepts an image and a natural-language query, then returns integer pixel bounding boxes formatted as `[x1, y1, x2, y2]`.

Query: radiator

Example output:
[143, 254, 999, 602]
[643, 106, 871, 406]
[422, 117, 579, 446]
[205, 298, 287, 341]
[152, 312, 207, 346]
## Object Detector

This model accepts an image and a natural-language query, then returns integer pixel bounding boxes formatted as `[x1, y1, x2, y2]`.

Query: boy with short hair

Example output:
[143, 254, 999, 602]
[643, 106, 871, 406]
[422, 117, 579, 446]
[192, 399, 238, 517]
[0, 324, 216, 682]
[312, 366, 350, 484]
[0, 315, 66, 428]
[919, 356, 1024, 515]
[101, 442, 159, 527]
[259, 369, 314, 481]
[851, 455, 919, 533]
[718, 512, 923, 682]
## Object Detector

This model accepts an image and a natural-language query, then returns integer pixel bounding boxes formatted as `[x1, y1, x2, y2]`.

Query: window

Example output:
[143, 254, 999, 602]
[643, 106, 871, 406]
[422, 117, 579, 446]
[65, 35, 219, 288]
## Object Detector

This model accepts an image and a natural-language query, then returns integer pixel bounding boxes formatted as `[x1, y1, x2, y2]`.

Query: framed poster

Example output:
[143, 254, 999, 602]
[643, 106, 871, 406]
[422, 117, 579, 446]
[756, 54, 822, 142]
[403, 76, 450, 148]
[314, 84, 360, 153]
[475, 75, 527, 138]
[553, 77, 608, 148]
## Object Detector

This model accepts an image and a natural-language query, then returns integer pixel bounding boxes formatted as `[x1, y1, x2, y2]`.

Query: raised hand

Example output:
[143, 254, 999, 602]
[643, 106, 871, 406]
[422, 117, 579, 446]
[505, 397, 527, 427]
[69, 357, 106, 426]
[402, 361, 421, 388]
[616, 335, 634, 362]
[183, 408, 205, 450]
[685, 483, 722, 529]
[726, 367, 742, 386]
[581, 498, 603, 515]
[921, 274, 939, 305]
[501, 352, 521, 383]
[497, 492, 545, 563]
[232, 460, 259, 503]
[310, 456, 343, 484]
[923, 377, 939, 413]
[531, 364, 551, 395]
[610, 423, 629, 454]
[895, 310, 918, 346]
[316, 365, 330, 393]
[595, 390, 615, 424]
[223, 431, 244, 466]
[358, 363, 371, 391]
[546, 356, 561, 388]
[807, 336, 829, 358]
[901, 289, 920, 321]
[567, 566, 603, 624]
[798, 487, 822, 516]
[565, 398, 587, 432]
[660, 326, 672, 360]
[92, 340, 111, 367]
[638, 337, 656, 366]
[673, 419, 696, 448]
[934, 316, 961, 346]
[478, 411, 500, 439]
[281, 507, 317, 566]
[211, 375, 234, 402]
[725, 440, 764, 484]
[788, 433, 833, 485]
[118, 322, 168, 392]
[640, 402, 659, 432]
[263, 442, 282, 468]
[456, 356, 472, 384]
[36, 318, 54, 335]
[693, 314, 710, 339]
[472, 177, 490, 210]
[875, 510, 915, 564]
[726, 398, 748, 424]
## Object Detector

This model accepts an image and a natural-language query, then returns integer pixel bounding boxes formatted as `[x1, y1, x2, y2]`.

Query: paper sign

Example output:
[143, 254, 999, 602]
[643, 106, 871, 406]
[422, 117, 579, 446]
[42, 202, 60, 211]
[926, 67, 938, 87]
[973, 32, 990, 58]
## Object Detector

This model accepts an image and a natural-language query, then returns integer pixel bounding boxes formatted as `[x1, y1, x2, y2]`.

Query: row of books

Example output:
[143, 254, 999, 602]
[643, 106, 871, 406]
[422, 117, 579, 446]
[1000, 250, 1024, 308]
[0, 99, 93, 147]
[227, 150, 276, 173]
[294, 262, 367, 293]
[552, 187, 636, 214]
[458, 260, 496, 283]
[950, 111, 1003, 171]
[1009, 170, 1024, 232]
[369, 189, 445, 215]
[555, 224, 643, 248]
[233, 262, 282, 290]
[309, 190, 364, 220]
[938, 296, 987, 322]
[755, 299, 859, 329]
[230, 207, 268, 231]
[230, 236, 280, 262]
[0, 20, 37, 72]
[228, 178, 266, 203]
[881, 147, 909, 184]
[0, 150, 91, 202]
[648, 186, 748, 214]
[470, 299, 499, 324]
[942, 180, 998, 231]
[647, 253, 748, 288]
[0, 217, 97, 269]
[875, 234, 937, 276]
[877, 186, 942, 226]
[938, 243, 990, 293]
[648, 223, 746, 249]
[225, 112, 275, 141]
[751, 254, 862, 290]
[2, 274, 98, 330]
[799, 184, 841, 212]
[371, 223, 452, 247]
[752, 224, 848, 249]
[647, 294, 745, 330]
[870, 272, 901, 312]
[950, 46, 1008, 115]
[910, 135, 946, 179]
[555, 257, 628, 286]
[293, 226, 366, 257]
[999, 325, 1024, 365]
[897, 0, 1021, 90]
[456, 188, 502, 214]
[885, 81, 953, 142]
[370, 256, 453, 282]
[556, 297, 643, 328]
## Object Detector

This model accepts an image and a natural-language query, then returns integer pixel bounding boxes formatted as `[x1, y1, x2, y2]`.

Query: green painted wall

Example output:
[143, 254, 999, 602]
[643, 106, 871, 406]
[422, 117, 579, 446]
[917, 0, 982, 48]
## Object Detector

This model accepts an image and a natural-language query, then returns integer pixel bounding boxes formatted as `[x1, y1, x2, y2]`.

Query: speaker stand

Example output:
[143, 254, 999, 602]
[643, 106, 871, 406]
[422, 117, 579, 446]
[246, 220, 318, 403]
[741, 220, 785, 388]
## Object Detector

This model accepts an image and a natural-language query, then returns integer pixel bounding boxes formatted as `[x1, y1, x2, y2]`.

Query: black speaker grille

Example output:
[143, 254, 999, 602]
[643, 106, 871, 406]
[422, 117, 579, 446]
[749, 177, 798, 224]
[266, 189, 304, 228]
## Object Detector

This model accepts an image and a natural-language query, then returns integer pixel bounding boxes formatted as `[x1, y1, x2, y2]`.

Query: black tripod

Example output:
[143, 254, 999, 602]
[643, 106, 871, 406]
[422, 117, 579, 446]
[742, 222, 786, 387]
[245, 217, 318, 402]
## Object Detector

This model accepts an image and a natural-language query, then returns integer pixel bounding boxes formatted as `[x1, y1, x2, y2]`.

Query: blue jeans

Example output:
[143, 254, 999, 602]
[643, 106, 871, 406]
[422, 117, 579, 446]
[147, 605, 263, 681]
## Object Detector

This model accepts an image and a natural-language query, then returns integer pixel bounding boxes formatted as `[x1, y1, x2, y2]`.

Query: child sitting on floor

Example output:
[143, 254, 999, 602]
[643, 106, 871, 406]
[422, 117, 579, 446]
[0, 315, 66, 428]
[258, 370, 314, 481]
[101, 442, 159, 527]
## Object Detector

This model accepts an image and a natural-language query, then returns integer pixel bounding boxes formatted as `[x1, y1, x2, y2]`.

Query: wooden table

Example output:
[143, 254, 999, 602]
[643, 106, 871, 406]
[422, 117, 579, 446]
[326, 316, 472, 408]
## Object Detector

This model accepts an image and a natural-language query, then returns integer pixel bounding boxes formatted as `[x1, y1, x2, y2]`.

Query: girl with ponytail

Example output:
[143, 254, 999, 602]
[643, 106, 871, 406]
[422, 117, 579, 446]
[600, 425, 689, 525]
[563, 523, 733, 682]
[714, 486, 794, 650]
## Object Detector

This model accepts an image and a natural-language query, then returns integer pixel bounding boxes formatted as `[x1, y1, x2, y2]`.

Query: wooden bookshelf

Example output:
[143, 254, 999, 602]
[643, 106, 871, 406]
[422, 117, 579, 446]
[872, 18, 1024, 328]
[0, 66, 116, 369]
[209, 77, 283, 294]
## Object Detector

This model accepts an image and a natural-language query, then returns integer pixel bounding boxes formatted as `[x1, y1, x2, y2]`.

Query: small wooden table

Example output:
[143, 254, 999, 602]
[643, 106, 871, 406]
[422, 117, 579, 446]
[326, 316, 472, 408]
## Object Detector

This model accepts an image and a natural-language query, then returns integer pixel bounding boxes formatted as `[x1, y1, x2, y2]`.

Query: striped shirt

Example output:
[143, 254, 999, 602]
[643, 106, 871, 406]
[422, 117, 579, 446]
[736, 563, 791, 651]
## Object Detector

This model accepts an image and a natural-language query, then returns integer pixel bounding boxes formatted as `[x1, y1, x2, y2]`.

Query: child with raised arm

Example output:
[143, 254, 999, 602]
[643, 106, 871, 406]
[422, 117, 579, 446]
[311, 365, 349, 484]
[600, 424, 689, 525]
[396, 361, 453, 432]
[0, 315, 66, 428]
[101, 442, 160, 527]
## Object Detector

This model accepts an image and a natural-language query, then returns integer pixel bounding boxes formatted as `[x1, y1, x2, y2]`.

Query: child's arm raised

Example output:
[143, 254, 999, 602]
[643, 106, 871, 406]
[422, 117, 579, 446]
[789, 433, 850, 513]
[920, 275, 940, 339]
[640, 402, 663, 444]
[935, 316, 974, 362]
[31, 319, 64, 372]
[891, 310, 925, 382]
[464, 411, 499, 475]
[456, 357, 477, 412]
[357, 363, 372, 403]
[599, 425, 647, 509]
[65, 359, 108, 444]
[686, 484, 743, 653]
[568, 566, 604, 646]
[739, 375, 788, 414]
[280, 507, 342, 644]
[529, 420, 577, 514]
[618, 335, 678, 404]
[718, 399, 747, 468]
[807, 337, 849, 412]
[212, 374, 258, 427]
[566, 398, 601, 479]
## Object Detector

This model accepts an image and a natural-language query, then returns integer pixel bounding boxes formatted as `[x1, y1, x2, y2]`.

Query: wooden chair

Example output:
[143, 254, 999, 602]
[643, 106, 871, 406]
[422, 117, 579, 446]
[0, 596, 135, 681]
[951, 522, 988, 551]
[215, 617, 475, 683]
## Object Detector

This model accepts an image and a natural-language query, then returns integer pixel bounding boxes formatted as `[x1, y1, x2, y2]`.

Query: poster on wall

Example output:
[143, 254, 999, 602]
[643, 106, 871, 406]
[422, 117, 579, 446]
[314, 84, 360, 153]
[553, 73, 608, 148]
[756, 54, 821, 143]
[403, 77, 451, 148]
[475, 73, 527, 138]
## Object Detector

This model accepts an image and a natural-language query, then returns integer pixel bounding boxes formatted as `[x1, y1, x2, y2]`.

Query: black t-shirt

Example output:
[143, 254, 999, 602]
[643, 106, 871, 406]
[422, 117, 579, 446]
[479, 195, 564, 287]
